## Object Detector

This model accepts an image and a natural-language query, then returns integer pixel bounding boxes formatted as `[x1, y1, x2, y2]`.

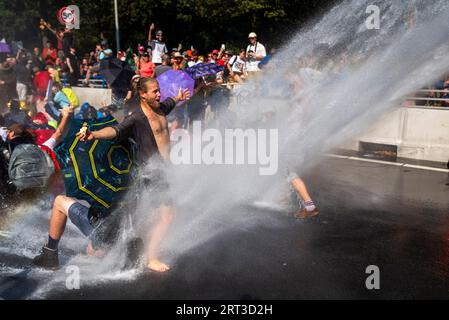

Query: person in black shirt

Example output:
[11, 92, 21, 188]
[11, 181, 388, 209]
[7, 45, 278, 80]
[62, 28, 73, 58]
[79, 77, 190, 272]
[66, 46, 80, 87]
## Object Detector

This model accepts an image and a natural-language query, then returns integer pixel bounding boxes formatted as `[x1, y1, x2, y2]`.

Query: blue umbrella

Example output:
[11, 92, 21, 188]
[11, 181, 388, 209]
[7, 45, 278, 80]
[185, 63, 224, 79]
[54, 115, 133, 211]
[157, 70, 194, 107]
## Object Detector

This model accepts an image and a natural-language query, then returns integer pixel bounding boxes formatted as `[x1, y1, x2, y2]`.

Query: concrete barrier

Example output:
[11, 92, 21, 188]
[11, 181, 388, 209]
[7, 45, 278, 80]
[340, 107, 449, 162]
[71, 87, 112, 108]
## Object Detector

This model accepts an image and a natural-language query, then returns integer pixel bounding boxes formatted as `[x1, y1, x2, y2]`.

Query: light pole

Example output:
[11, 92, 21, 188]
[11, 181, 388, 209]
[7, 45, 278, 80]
[114, 0, 120, 52]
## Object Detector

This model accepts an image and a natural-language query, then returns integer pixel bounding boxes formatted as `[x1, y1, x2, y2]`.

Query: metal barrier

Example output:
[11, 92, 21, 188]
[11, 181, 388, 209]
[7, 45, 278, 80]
[405, 89, 449, 107]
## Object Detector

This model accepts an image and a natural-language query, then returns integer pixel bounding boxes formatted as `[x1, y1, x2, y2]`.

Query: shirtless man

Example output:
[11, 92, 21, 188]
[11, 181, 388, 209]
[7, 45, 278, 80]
[78, 77, 190, 272]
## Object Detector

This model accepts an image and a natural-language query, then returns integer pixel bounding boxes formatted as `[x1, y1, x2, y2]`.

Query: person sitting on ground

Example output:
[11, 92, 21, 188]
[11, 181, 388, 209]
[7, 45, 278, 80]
[1, 123, 55, 194]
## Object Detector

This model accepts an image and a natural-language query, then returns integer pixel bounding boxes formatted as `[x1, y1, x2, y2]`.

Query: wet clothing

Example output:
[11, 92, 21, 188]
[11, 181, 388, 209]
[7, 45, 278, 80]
[68, 202, 93, 237]
[113, 98, 176, 165]
[114, 99, 176, 208]
[140, 168, 172, 206]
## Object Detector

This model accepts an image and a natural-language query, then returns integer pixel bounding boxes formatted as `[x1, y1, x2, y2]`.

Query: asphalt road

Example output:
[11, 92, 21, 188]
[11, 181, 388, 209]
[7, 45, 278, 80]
[1, 156, 449, 299]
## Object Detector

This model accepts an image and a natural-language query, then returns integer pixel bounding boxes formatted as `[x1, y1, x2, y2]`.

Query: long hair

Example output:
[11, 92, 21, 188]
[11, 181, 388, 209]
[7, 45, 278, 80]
[136, 77, 158, 95]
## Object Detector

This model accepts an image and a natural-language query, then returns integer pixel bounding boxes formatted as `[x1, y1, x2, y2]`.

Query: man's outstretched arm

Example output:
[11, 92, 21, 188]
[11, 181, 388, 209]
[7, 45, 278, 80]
[78, 126, 117, 141]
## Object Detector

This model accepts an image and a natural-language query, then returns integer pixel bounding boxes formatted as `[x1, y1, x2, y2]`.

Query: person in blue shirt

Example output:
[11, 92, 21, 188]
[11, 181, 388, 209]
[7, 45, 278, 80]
[44, 81, 70, 122]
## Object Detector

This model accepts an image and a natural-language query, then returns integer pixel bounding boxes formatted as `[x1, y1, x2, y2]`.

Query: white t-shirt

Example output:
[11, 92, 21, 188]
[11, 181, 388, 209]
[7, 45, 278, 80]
[42, 137, 57, 150]
[246, 42, 266, 72]
[149, 40, 168, 64]
[229, 56, 247, 73]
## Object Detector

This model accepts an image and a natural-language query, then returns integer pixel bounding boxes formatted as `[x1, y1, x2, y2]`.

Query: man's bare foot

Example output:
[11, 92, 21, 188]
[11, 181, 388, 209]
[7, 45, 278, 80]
[86, 242, 106, 258]
[147, 259, 170, 272]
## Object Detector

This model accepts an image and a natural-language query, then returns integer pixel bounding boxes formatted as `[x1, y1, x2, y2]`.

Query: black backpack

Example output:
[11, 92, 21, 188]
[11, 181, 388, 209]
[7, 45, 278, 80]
[8, 143, 55, 191]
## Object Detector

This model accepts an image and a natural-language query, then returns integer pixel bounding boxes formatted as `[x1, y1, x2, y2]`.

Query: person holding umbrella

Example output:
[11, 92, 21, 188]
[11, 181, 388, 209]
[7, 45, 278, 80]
[77, 77, 190, 272]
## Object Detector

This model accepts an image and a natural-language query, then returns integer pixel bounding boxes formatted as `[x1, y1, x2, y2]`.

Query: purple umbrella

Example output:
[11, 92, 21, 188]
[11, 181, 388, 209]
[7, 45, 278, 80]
[0, 41, 11, 53]
[157, 70, 194, 106]
[185, 63, 224, 79]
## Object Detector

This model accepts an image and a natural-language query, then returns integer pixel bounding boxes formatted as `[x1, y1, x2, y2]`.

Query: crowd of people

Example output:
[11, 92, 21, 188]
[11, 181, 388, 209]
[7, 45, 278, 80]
[0, 22, 319, 273]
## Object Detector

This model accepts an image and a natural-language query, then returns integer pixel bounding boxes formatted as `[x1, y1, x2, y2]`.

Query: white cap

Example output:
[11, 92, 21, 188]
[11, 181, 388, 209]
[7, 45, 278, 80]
[248, 32, 257, 38]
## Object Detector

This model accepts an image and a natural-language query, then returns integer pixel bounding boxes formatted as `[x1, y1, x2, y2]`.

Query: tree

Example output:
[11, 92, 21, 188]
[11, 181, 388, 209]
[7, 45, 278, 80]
[0, 0, 337, 54]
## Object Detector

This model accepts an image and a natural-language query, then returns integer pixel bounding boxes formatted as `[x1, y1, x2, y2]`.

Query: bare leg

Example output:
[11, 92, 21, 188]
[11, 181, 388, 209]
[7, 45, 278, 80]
[290, 177, 312, 202]
[147, 204, 174, 272]
[49, 195, 75, 240]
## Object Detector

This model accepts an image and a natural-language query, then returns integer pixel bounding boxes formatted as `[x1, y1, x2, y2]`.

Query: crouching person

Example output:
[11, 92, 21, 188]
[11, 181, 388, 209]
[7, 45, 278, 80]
[33, 195, 107, 269]
[33, 195, 142, 270]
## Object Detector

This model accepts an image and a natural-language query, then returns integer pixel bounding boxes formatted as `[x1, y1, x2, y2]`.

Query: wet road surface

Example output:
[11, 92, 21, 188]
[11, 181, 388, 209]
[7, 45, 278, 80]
[1, 156, 449, 299]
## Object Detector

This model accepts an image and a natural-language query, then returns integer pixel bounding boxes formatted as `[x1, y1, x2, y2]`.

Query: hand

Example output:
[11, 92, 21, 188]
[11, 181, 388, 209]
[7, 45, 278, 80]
[174, 88, 191, 103]
[36, 99, 46, 112]
[69, 68, 74, 74]
[150, 23, 155, 30]
[76, 126, 94, 142]
[0, 80, 4, 85]
[43, 96, 49, 103]
[61, 106, 74, 118]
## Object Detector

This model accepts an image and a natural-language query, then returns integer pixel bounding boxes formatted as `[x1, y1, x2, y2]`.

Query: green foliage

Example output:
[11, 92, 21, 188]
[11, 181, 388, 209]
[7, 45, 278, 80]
[0, 0, 337, 54]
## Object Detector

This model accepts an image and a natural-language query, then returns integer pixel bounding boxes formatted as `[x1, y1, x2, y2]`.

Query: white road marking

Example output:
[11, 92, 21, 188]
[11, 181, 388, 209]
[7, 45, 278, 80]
[324, 154, 449, 173]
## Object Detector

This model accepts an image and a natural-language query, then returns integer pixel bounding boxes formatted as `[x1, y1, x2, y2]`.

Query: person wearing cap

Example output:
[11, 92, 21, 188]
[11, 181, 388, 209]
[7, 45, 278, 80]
[172, 51, 185, 70]
[148, 23, 168, 65]
[246, 32, 266, 72]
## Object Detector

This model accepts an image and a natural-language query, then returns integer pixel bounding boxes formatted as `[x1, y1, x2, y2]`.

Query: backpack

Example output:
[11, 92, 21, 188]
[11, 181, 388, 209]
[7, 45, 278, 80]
[8, 144, 55, 191]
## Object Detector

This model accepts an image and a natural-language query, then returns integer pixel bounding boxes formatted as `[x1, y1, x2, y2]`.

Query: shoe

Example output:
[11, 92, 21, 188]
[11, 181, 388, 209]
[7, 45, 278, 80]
[294, 208, 319, 219]
[32, 246, 59, 270]
[294, 208, 308, 219]
[307, 207, 319, 217]
[123, 237, 143, 270]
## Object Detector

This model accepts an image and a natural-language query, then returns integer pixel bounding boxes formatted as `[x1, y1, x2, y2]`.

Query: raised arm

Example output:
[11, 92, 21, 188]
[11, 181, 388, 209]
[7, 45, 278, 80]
[44, 22, 57, 36]
[148, 23, 155, 42]
[51, 107, 73, 143]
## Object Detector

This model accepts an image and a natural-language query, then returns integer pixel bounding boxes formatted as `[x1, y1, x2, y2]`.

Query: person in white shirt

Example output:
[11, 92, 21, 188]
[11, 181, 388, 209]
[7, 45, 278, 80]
[148, 23, 168, 65]
[228, 49, 248, 83]
[246, 32, 266, 72]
